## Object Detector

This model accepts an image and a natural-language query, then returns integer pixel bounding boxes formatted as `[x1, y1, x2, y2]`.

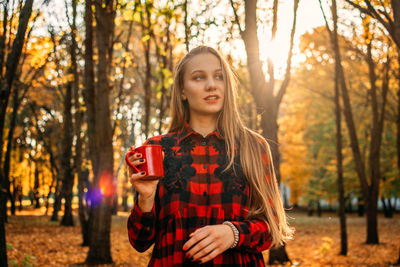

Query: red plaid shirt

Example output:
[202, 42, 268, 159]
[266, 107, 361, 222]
[127, 124, 272, 266]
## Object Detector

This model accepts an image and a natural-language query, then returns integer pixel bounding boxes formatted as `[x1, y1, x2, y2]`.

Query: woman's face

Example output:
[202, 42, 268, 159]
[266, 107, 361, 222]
[182, 53, 225, 121]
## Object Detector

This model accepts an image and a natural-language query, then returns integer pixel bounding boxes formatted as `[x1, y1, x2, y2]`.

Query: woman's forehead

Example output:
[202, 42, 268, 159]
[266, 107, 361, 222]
[184, 53, 222, 73]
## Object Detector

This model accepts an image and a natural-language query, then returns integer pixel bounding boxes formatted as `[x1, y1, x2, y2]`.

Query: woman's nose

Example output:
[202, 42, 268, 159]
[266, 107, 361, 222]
[206, 78, 217, 91]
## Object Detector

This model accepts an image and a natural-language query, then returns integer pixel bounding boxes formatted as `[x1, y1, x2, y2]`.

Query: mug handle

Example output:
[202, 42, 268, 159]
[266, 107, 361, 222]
[125, 150, 141, 173]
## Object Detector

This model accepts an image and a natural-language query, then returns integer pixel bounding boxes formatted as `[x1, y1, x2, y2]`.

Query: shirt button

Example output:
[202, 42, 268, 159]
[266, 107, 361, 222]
[203, 192, 207, 196]
[202, 141, 206, 146]
[203, 164, 207, 169]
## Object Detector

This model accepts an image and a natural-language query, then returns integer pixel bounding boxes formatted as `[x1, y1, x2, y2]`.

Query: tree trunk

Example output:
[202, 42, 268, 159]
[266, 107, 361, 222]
[0, 1, 9, 76]
[343, 0, 397, 247]
[85, 0, 115, 263]
[357, 197, 365, 216]
[30, 104, 60, 216]
[307, 200, 314, 217]
[4, 85, 19, 217]
[331, 0, 347, 255]
[140, 1, 152, 139]
[61, 0, 81, 227]
[34, 165, 40, 209]
[365, 200, 378, 243]
[51, 178, 62, 221]
[79, 169, 90, 246]
[316, 200, 322, 217]
[68, 0, 87, 245]
[396, 38, 400, 267]
[157, 18, 172, 134]
[330, 6, 388, 245]
[0, 191, 7, 267]
[397, 247, 400, 265]
[381, 197, 393, 218]
[82, 0, 96, 246]
[0, 1, 33, 263]
[397, 54, 400, 188]
[231, 0, 299, 264]
[60, 80, 74, 226]
[0, 0, 33, 163]
[268, 244, 290, 265]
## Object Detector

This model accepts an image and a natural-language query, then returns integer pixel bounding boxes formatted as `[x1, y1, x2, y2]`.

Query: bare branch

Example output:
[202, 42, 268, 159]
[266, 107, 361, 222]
[271, 0, 278, 40]
[345, 0, 391, 32]
[345, 0, 374, 15]
[364, 1, 392, 30]
[276, 0, 299, 106]
[318, 0, 333, 38]
[229, 0, 243, 34]
[65, 0, 72, 29]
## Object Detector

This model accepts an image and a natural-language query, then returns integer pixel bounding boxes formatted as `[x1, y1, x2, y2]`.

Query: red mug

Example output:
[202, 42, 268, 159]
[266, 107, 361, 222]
[125, 145, 164, 180]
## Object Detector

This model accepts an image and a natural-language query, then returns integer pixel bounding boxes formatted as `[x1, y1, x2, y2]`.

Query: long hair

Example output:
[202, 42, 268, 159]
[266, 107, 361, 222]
[169, 46, 294, 247]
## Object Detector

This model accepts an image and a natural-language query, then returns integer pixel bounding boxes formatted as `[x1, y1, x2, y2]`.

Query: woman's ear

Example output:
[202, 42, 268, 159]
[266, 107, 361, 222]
[181, 91, 187, 101]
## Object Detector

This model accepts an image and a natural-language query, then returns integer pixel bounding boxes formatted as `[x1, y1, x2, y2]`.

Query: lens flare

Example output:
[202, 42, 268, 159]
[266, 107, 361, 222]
[85, 188, 103, 207]
[85, 171, 115, 207]
[99, 170, 115, 197]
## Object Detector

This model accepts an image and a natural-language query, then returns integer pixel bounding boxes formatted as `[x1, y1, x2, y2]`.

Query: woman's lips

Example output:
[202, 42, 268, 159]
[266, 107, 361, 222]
[204, 95, 219, 101]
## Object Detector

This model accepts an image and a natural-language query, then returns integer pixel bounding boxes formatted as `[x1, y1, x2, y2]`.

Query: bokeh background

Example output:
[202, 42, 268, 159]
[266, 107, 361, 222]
[1, 0, 399, 266]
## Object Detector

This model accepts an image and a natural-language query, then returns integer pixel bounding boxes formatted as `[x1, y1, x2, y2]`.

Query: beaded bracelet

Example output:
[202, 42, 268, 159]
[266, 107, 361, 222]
[223, 221, 239, 248]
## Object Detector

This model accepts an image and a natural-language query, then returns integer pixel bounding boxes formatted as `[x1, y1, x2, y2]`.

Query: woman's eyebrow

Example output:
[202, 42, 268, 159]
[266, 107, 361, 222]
[191, 68, 222, 74]
[191, 70, 204, 74]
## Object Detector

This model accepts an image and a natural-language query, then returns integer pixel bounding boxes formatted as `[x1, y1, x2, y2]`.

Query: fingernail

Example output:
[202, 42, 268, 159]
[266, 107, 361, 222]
[136, 153, 142, 157]
[189, 233, 194, 237]
[139, 159, 144, 162]
[183, 245, 187, 251]
[140, 171, 146, 175]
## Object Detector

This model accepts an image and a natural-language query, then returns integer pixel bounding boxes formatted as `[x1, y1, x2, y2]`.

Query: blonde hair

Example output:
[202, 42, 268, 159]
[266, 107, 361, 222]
[169, 46, 293, 247]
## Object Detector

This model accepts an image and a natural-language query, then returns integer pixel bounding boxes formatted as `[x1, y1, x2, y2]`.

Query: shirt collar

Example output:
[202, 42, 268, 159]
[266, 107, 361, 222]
[178, 122, 224, 142]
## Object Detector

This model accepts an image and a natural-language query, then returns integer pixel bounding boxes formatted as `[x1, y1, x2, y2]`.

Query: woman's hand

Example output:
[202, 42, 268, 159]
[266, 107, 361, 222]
[182, 224, 235, 264]
[127, 146, 160, 212]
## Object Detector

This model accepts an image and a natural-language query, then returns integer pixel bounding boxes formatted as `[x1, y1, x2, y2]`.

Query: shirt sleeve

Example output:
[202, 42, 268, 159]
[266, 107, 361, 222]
[127, 136, 161, 252]
[230, 219, 272, 253]
[127, 201, 156, 252]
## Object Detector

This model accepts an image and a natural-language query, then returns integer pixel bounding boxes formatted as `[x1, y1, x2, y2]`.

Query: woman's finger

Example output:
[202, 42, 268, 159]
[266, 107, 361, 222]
[129, 171, 147, 184]
[182, 227, 208, 252]
[197, 249, 221, 264]
[128, 152, 142, 162]
[190, 238, 217, 262]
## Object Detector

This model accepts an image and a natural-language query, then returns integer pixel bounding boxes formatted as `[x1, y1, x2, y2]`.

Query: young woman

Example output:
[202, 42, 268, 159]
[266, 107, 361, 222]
[127, 46, 293, 266]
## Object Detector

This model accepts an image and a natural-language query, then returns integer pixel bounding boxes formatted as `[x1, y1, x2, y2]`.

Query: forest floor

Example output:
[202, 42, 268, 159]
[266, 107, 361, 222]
[5, 208, 400, 266]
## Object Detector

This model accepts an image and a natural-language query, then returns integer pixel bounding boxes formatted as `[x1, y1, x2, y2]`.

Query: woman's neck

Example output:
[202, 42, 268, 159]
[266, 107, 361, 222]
[189, 116, 218, 137]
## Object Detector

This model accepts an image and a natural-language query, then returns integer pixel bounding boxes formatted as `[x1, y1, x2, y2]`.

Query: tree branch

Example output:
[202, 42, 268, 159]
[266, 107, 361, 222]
[318, 0, 333, 38]
[229, 0, 243, 34]
[276, 0, 299, 107]
[271, 0, 278, 40]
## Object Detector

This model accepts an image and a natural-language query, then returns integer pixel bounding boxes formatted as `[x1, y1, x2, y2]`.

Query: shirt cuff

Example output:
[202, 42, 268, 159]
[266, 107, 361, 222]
[230, 221, 246, 247]
[133, 203, 156, 229]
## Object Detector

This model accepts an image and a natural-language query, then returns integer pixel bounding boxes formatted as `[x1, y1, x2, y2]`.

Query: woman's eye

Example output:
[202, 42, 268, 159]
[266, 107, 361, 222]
[216, 74, 223, 80]
[194, 76, 204, 80]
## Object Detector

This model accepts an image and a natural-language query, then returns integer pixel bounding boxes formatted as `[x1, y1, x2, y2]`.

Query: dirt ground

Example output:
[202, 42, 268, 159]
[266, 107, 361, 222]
[6, 209, 400, 266]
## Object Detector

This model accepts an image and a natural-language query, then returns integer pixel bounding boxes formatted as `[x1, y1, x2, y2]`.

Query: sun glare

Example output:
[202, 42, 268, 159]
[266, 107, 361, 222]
[257, 0, 325, 79]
